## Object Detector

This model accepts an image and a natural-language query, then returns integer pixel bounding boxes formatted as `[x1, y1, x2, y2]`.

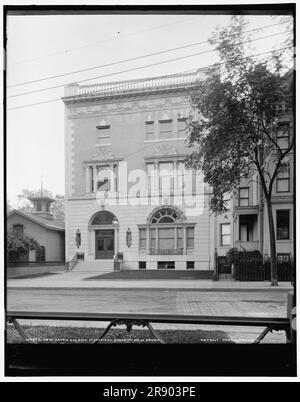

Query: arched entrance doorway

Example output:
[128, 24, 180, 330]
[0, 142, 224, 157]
[89, 211, 119, 259]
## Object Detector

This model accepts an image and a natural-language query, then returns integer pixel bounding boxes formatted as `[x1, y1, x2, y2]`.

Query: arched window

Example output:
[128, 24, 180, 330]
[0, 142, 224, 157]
[150, 207, 181, 224]
[91, 211, 118, 226]
[139, 207, 194, 256]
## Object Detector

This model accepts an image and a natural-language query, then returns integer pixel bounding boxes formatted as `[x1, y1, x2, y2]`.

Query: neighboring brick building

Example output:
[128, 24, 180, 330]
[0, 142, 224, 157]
[62, 69, 293, 274]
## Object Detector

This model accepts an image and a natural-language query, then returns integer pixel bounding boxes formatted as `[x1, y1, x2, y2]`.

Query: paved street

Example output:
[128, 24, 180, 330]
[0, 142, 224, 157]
[7, 288, 287, 316]
[7, 287, 288, 343]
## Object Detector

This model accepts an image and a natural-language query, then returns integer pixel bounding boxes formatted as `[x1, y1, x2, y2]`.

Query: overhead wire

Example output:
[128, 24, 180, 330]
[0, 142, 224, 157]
[7, 30, 293, 99]
[7, 46, 293, 111]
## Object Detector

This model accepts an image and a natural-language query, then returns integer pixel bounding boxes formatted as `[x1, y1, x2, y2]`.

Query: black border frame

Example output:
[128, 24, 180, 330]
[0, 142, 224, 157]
[3, 3, 297, 378]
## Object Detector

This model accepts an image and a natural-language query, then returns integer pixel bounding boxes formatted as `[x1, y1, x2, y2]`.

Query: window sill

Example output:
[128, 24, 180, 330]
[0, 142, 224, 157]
[95, 143, 112, 147]
[144, 137, 186, 143]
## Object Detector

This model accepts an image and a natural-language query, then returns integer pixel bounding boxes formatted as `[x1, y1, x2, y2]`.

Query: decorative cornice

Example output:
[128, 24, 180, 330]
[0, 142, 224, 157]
[65, 95, 190, 117]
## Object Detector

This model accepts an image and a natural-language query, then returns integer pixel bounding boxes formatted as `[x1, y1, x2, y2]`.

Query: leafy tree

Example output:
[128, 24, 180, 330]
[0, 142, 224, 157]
[7, 227, 42, 261]
[6, 199, 13, 213]
[186, 16, 294, 286]
[50, 194, 65, 221]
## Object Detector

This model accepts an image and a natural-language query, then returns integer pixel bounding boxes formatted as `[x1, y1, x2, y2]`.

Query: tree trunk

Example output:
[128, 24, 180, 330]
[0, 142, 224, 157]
[266, 198, 278, 286]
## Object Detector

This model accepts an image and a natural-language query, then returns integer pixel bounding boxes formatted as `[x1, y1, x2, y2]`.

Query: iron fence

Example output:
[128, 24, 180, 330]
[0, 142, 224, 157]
[217, 250, 293, 281]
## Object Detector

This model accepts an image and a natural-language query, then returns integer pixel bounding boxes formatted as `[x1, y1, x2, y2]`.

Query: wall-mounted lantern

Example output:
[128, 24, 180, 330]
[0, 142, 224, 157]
[126, 228, 132, 248]
[75, 229, 81, 249]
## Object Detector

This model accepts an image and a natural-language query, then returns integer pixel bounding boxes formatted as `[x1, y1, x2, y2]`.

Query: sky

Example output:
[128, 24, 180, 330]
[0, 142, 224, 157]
[6, 11, 293, 207]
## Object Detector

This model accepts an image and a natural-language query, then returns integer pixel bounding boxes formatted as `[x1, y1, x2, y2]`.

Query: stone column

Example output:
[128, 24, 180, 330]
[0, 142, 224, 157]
[183, 226, 187, 254]
[115, 227, 119, 254]
[85, 166, 90, 194]
[91, 229, 95, 260]
[88, 228, 93, 259]
[93, 165, 97, 193]
[153, 161, 159, 206]
[146, 227, 150, 254]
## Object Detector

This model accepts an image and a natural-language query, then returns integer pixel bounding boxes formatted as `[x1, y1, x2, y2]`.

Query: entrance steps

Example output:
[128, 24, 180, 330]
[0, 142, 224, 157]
[71, 260, 114, 273]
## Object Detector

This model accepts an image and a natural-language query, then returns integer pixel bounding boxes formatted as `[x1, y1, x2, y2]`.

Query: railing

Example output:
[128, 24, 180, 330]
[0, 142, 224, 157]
[66, 70, 208, 98]
[149, 248, 183, 255]
[6, 310, 292, 345]
[217, 250, 294, 282]
[217, 256, 232, 275]
[65, 254, 78, 272]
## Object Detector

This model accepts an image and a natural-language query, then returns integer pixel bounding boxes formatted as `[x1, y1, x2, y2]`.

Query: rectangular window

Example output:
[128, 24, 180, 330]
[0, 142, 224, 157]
[276, 164, 290, 193]
[187, 227, 195, 249]
[146, 163, 155, 194]
[97, 165, 111, 191]
[139, 261, 146, 269]
[221, 223, 231, 246]
[159, 162, 174, 197]
[145, 121, 154, 141]
[277, 253, 291, 264]
[239, 187, 249, 206]
[158, 227, 175, 251]
[175, 162, 185, 197]
[177, 118, 187, 137]
[37, 202, 41, 211]
[276, 210, 290, 240]
[150, 228, 156, 250]
[157, 261, 175, 269]
[276, 124, 289, 151]
[186, 261, 195, 269]
[13, 224, 24, 237]
[139, 228, 146, 251]
[159, 119, 173, 139]
[177, 227, 183, 250]
[96, 125, 110, 146]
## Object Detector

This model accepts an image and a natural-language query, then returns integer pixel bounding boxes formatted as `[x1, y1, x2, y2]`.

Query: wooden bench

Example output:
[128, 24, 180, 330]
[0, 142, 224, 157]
[6, 311, 291, 344]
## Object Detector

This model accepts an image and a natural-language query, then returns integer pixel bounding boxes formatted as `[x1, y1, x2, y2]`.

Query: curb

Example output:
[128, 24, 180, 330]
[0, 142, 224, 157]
[7, 286, 293, 292]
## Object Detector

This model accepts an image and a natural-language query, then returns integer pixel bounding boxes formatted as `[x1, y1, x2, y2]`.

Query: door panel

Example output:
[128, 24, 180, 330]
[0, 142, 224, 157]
[95, 230, 114, 259]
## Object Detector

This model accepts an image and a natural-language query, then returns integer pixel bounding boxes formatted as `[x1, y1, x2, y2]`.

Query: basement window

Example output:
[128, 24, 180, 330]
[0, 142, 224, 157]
[139, 261, 146, 269]
[157, 261, 175, 269]
[186, 261, 195, 269]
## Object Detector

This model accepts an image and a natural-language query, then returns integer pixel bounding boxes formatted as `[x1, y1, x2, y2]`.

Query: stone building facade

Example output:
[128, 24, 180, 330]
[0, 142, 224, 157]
[62, 70, 293, 273]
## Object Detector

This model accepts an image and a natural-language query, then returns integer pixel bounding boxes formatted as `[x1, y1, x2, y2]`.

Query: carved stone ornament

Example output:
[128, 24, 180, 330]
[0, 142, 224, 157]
[68, 95, 189, 116]
[153, 144, 178, 156]
[91, 147, 115, 161]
